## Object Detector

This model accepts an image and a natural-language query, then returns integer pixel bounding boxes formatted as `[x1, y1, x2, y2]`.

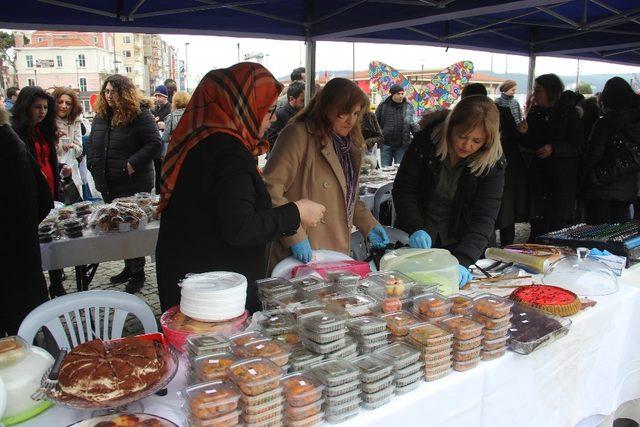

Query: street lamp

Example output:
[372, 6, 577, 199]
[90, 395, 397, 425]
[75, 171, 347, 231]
[184, 42, 190, 92]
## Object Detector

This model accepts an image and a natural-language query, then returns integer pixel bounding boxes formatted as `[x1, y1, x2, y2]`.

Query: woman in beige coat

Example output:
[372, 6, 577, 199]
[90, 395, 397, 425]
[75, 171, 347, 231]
[264, 78, 389, 271]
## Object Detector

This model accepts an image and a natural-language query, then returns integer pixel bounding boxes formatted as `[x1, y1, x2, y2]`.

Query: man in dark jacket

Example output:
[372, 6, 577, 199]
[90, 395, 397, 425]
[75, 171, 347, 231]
[152, 85, 171, 193]
[266, 81, 305, 151]
[0, 109, 51, 335]
[375, 84, 418, 166]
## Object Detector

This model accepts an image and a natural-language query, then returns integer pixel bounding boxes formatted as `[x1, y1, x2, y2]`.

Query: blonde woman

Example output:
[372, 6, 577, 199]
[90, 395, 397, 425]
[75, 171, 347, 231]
[392, 95, 505, 287]
[161, 91, 191, 158]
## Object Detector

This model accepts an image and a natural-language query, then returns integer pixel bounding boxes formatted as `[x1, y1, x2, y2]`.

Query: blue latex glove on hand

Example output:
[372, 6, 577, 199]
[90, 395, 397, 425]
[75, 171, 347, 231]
[409, 230, 432, 249]
[458, 265, 473, 288]
[589, 248, 612, 256]
[368, 225, 390, 249]
[291, 239, 313, 264]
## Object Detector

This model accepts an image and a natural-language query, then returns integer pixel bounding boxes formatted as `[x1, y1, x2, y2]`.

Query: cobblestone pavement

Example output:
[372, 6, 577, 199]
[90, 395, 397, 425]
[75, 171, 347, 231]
[54, 222, 532, 335]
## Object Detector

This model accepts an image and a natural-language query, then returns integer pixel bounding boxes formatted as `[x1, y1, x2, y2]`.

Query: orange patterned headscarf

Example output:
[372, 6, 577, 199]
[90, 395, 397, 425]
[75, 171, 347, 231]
[158, 62, 283, 213]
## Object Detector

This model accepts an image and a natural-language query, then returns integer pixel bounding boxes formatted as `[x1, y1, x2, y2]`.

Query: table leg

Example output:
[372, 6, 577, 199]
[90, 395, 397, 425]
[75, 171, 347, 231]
[74, 264, 99, 292]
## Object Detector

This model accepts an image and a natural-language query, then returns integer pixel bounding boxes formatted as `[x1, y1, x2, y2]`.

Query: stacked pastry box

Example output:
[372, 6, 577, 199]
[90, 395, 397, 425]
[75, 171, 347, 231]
[186, 333, 235, 384]
[440, 315, 484, 372]
[351, 355, 395, 409]
[347, 316, 390, 354]
[256, 278, 297, 311]
[258, 311, 303, 354]
[380, 311, 422, 340]
[364, 271, 417, 313]
[299, 311, 357, 361]
[228, 357, 285, 426]
[311, 359, 362, 423]
[374, 342, 423, 395]
[407, 323, 454, 381]
[471, 294, 513, 361]
[281, 372, 325, 426]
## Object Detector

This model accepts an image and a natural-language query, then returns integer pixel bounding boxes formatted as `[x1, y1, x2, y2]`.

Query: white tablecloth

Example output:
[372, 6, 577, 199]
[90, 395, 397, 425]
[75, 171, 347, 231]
[22, 271, 640, 427]
[40, 222, 160, 271]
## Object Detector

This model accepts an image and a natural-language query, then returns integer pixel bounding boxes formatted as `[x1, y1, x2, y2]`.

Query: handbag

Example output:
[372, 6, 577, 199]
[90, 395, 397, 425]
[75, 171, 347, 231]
[589, 130, 640, 186]
[62, 177, 82, 205]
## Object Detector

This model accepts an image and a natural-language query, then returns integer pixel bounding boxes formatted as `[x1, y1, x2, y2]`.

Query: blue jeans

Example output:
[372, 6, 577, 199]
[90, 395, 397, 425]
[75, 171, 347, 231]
[381, 144, 408, 166]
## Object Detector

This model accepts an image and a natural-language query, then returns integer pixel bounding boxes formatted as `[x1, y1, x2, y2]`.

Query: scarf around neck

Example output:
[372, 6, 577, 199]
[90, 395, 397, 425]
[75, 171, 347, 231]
[331, 132, 356, 221]
[496, 93, 522, 125]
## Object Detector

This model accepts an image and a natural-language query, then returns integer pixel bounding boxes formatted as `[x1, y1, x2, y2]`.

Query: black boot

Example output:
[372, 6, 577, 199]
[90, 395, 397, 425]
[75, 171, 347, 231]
[49, 282, 67, 298]
[125, 271, 145, 294]
[110, 266, 132, 284]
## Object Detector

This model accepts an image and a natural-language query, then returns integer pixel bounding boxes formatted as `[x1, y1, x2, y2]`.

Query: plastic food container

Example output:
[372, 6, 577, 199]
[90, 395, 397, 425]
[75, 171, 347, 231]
[300, 312, 346, 334]
[284, 399, 323, 421]
[291, 276, 326, 290]
[281, 372, 325, 407]
[453, 356, 480, 372]
[324, 398, 361, 416]
[302, 283, 337, 300]
[285, 411, 324, 427]
[440, 315, 484, 340]
[192, 352, 238, 382]
[323, 379, 360, 397]
[351, 355, 394, 383]
[325, 407, 359, 424]
[256, 277, 294, 299]
[395, 380, 421, 395]
[242, 406, 284, 425]
[395, 370, 423, 388]
[358, 340, 389, 354]
[228, 358, 283, 396]
[379, 248, 459, 295]
[425, 367, 452, 382]
[452, 335, 483, 352]
[424, 353, 453, 369]
[240, 386, 284, 407]
[243, 395, 284, 415]
[244, 417, 283, 427]
[290, 348, 325, 372]
[347, 317, 387, 335]
[481, 346, 507, 361]
[293, 303, 326, 320]
[364, 271, 416, 301]
[508, 303, 572, 355]
[362, 396, 392, 410]
[483, 335, 510, 351]
[188, 409, 242, 427]
[482, 324, 511, 340]
[408, 323, 453, 347]
[311, 359, 359, 388]
[361, 384, 396, 402]
[272, 291, 309, 310]
[472, 312, 513, 329]
[352, 330, 390, 346]
[326, 293, 377, 315]
[360, 374, 394, 394]
[323, 389, 360, 407]
[325, 336, 358, 360]
[301, 328, 346, 344]
[394, 361, 423, 379]
[453, 347, 482, 362]
[260, 312, 297, 336]
[301, 337, 346, 355]
[420, 347, 453, 362]
[413, 293, 453, 318]
[327, 271, 361, 293]
[375, 342, 421, 370]
[450, 294, 474, 315]
[234, 339, 292, 367]
[180, 381, 241, 421]
[229, 330, 266, 347]
[381, 311, 420, 337]
[186, 333, 231, 356]
[473, 294, 514, 318]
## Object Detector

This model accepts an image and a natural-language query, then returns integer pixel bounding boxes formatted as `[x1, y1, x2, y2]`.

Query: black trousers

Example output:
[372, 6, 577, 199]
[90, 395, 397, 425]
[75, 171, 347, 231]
[499, 225, 515, 247]
[528, 219, 570, 243]
[585, 200, 631, 225]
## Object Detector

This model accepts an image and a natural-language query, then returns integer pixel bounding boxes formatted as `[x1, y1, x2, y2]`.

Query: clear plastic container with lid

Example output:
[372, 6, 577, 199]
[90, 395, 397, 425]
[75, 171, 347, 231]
[380, 248, 459, 295]
[482, 324, 511, 340]
[243, 395, 284, 415]
[358, 340, 389, 354]
[256, 277, 294, 299]
[324, 398, 361, 417]
[188, 409, 242, 427]
[290, 348, 325, 372]
[301, 337, 346, 354]
[281, 372, 325, 407]
[453, 356, 480, 372]
[413, 293, 453, 318]
[483, 335, 510, 351]
[326, 293, 377, 317]
[324, 379, 360, 397]
[271, 291, 309, 310]
[353, 330, 390, 346]
[325, 337, 358, 361]
[452, 335, 483, 351]
[450, 294, 474, 315]
[395, 380, 421, 395]
[284, 399, 323, 421]
[310, 359, 360, 387]
[180, 380, 241, 421]
[351, 355, 394, 383]
[472, 294, 514, 318]
[324, 389, 360, 406]
[347, 317, 387, 335]
[229, 330, 266, 347]
[300, 312, 346, 334]
[425, 367, 452, 382]
[260, 312, 297, 336]
[327, 271, 361, 293]
[325, 407, 359, 424]
[543, 247, 619, 296]
[362, 396, 393, 410]
[381, 311, 421, 337]
[364, 271, 416, 301]
[508, 303, 571, 355]
[285, 411, 324, 427]
[300, 327, 346, 344]
[394, 360, 423, 379]
[395, 370, 423, 388]
[481, 346, 507, 361]
[192, 351, 238, 382]
[186, 333, 231, 356]
[361, 374, 394, 394]
[228, 357, 283, 396]
[361, 384, 396, 403]
[424, 354, 453, 369]
[302, 282, 337, 300]
[240, 385, 284, 407]
[440, 315, 484, 340]
[408, 323, 453, 347]
[234, 339, 292, 367]
[420, 347, 453, 362]
[472, 311, 512, 329]
[242, 406, 284, 424]
[453, 347, 482, 362]
[374, 342, 421, 370]
[293, 302, 326, 320]
[291, 276, 326, 290]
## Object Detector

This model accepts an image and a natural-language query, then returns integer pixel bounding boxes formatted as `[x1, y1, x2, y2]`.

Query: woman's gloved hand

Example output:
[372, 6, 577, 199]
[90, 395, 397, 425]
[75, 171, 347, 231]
[291, 239, 313, 264]
[368, 225, 390, 249]
[409, 230, 432, 249]
[458, 265, 473, 288]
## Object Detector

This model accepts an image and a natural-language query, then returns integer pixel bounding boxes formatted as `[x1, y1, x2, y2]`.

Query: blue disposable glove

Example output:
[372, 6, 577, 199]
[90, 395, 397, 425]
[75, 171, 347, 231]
[409, 230, 432, 249]
[291, 239, 313, 264]
[589, 248, 612, 256]
[368, 225, 390, 249]
[458, 265, 473, 288]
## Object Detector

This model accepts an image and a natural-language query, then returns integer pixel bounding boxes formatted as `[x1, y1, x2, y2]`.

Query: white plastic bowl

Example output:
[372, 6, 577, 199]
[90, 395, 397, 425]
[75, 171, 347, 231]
[271, 249, 353, 279]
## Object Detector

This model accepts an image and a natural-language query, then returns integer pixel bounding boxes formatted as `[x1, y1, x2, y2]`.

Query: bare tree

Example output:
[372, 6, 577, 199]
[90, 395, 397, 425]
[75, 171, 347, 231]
[0, 32, 18, 90]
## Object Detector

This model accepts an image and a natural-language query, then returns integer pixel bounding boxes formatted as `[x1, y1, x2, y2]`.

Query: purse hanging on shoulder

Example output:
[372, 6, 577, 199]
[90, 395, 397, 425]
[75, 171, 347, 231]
[590, 130, 640, 186]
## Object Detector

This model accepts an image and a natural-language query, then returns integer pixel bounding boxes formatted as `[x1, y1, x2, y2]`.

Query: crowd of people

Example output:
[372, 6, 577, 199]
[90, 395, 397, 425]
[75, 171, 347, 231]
[2, 61, 639, 334]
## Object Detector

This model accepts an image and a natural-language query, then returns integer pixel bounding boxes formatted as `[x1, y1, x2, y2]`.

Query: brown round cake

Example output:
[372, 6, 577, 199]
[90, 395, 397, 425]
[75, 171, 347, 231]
[510, 284, 581, 317]
[58, 337, 166, 402]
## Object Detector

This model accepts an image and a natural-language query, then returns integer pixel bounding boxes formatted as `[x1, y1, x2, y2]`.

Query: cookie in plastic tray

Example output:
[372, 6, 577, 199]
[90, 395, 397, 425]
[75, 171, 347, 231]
[188, 409, 242, 427]
[229, 330, 266, 347]
[473, 293, 514, 318]
[395, 379, 421, 395]
[483, 334, 510, 351]
[234, 339, 292, 367]
[284, 398, 323, 422]
[408, 323, 453, 347]
[180, 380, 241, 421]
[326, 293, 377, 317]
[186, 333, 231, 356]
[394, 360, 423, 379]
[301, 327, 346, 344]
[192, 351, 238, 382]
[360, 374, 394, 394]
[419, 347, 453, 363]
[323, 379, 361, 397]
[347, 316, 387, 335]
[256, 277, 294, 299]
[453, 356, 481, 372]
[481, 346, 507, 361]
[324, 336, 357, 360]
[310, 359, 359, 388]
[482, 324, 511, 340]
[374, 342, 421, 370]
[453, 346, 482, 362]
[380, 311, 421, 337]
[424, 353, 453, 369]
[413, 293, 453, 318]
[285, 411, 324, 427]
[300, 312, 346, 334]
[351, 355, 394, 384]
[301, 336, 345, 355]
[243, 395, 284, 416]
[290, 348, 325, 372]
[452, 335, 483, 352]
[228, 357, 283, 396]
[240, 386, 284, 407]
[450, 294, 474, 315]
[440, 315, 484, 340]
[242, 406, 284, 425]
[281, 372, 325, 407]
[472, 311, 513, 330]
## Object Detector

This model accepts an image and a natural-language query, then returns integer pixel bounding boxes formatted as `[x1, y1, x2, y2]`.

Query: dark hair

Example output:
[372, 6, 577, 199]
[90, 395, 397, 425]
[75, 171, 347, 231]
[164, 78, 178, 93]
[535, 73, 564, 104]
[10, 86, 57, 143]
[290, 67, 305, 82]
[287, 81, 305, 101]
[53, 86, 82, 122]
[600, 76, 640, 111]
[461, 83, 487, 99]
[7, 87, 19, 99]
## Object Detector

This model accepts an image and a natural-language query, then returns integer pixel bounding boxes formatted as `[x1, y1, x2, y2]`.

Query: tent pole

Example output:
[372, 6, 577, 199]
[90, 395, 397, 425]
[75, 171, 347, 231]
[527, 53, 536, 95]
[305, 37, 316, 106]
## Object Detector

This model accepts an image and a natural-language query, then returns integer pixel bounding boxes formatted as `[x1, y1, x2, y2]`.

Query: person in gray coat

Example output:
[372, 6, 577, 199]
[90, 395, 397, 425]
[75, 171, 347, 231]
[375, 84, 419, 166]
[161, 91, 191, 158]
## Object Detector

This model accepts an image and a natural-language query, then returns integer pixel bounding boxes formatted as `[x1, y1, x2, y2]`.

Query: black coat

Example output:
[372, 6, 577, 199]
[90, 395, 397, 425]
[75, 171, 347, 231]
[88, 107, 162, 201]
[375, 97, 418, 147]
[523, 99, 584, 221]
[581, 107, 640, 202]
[0, 114, 51, 335]
[266, 103, 298, 149]
[392, 126, 506, 267]
[152, 102, 171, 122]
[495, 104, 529, 229]
[156, 133, 300, 313]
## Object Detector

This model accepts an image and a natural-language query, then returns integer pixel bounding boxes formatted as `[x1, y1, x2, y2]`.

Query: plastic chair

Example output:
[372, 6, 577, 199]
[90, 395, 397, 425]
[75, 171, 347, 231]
[372, 182, 396, 226]
[18, 290, 158, 350]
[350, 230, 368, 261]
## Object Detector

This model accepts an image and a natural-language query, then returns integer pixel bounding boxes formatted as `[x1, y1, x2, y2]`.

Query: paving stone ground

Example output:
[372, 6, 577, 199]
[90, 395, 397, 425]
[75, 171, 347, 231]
[53, 222, 532, 335]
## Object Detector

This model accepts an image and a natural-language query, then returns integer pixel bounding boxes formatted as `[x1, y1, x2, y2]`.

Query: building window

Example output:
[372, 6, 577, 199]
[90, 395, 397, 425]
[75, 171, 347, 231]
[56, 55, 63, 67]
[78, 54, 86, 67]
[37, 37, 43, 42]
[94, 36, 98, 44]
[27, 78, 35, 86]
[124, 50, 131, 58]
[26, 55, 33, 68]
[79, 78, 87, 92]
[125, 66, 132, 73]
[123, 35, 131, 43]
[81, 100, 90, 113]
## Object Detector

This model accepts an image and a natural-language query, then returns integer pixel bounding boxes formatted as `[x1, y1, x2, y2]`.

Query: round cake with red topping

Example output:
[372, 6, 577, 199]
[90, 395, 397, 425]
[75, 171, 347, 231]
[510, 285, 581, 317]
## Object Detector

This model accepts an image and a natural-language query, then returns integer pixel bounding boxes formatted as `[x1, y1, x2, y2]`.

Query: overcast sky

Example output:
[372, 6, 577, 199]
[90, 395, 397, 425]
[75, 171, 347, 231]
[162, 34, 640, 88]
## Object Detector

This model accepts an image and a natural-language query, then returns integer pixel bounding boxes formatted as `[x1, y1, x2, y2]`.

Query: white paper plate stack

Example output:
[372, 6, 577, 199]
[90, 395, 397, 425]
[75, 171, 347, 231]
[179, 272, 247, 322]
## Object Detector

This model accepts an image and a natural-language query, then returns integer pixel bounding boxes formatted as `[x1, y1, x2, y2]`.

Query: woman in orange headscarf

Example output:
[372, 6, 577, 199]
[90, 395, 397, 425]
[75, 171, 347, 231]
[156, 63, 325, 313]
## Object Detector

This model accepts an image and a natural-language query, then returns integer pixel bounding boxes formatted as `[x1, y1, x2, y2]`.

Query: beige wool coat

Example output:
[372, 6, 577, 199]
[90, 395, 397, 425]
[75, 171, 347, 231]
[263, 121, 379, 273]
